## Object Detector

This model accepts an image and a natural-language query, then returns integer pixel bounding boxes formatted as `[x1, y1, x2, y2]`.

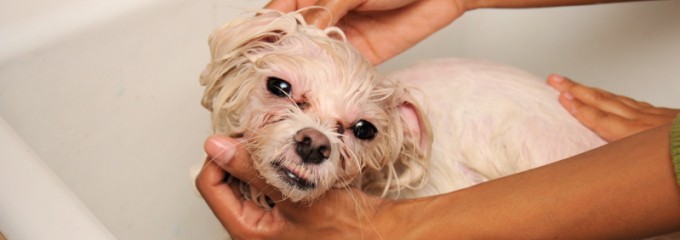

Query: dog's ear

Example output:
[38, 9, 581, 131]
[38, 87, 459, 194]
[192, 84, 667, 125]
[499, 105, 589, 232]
[399, 99, 432, 154]
[362, 83, 433, 197]
[392, 88, 433, 191]
[202, 11, 295, 66]
[200, 11, 299, 135]
[200, 10, 349, 135]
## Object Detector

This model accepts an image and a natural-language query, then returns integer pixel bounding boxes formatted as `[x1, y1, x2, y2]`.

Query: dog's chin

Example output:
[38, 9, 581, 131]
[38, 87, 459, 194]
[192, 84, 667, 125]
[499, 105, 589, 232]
[260, 160, 327, 202]
[272, 161, 316, 190]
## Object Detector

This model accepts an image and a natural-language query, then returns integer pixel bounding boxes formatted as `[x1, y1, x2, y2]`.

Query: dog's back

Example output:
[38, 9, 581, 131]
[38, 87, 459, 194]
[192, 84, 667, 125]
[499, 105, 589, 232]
[388, 58, 606, 198]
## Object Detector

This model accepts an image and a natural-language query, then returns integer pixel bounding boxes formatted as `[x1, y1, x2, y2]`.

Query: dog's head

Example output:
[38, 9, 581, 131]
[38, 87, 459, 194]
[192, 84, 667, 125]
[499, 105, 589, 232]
[200, 10, 432, 202]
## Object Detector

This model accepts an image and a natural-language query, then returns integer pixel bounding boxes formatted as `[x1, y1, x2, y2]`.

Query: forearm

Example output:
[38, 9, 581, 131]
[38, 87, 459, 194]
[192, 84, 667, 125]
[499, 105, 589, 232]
[462, 0, 650, 11]
[380, 123, 680, 238]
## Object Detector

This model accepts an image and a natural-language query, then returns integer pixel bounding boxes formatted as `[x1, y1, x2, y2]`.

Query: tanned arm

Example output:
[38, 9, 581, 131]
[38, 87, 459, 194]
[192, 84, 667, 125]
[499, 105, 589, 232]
[385, 123, 680, 239]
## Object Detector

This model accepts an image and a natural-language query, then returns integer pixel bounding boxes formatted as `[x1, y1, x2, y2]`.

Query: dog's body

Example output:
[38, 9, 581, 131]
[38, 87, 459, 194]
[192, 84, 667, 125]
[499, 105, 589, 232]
[200, 10, 605, 203]
[387, 58, 605, 198]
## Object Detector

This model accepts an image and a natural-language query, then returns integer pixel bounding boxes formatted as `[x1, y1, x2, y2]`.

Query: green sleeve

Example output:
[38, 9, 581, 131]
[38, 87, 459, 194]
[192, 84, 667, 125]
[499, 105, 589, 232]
[671, 113, 680, 186]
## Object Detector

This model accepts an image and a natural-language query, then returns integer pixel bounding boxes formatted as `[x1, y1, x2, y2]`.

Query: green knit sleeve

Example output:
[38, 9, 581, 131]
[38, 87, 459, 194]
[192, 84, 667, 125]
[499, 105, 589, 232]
[671, 114, 680, 186]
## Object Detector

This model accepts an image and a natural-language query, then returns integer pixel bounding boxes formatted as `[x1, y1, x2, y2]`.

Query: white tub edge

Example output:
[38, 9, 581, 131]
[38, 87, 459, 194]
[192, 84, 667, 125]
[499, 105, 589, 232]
[0, 116, 116, 240]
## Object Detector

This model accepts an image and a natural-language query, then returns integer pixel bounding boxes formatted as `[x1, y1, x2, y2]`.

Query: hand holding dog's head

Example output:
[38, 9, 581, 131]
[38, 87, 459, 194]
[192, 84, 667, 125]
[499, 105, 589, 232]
[200, 10, 432, 203]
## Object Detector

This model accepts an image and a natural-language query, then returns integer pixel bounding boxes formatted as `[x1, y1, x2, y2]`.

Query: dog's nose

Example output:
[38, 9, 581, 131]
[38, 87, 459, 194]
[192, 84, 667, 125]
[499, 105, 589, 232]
[294, 128, 331, 164]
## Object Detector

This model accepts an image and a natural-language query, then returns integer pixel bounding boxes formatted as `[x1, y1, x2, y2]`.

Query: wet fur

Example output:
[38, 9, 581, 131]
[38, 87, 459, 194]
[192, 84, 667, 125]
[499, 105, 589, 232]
[201, 10, 431, 202]
[200, 10, 605, 204]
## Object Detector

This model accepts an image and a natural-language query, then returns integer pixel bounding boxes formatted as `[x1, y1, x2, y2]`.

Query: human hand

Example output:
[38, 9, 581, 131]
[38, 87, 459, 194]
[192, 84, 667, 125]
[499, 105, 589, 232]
[547, 74, 680, 142]
[195, 135, 390, 239]
[265, 0, 467, 65]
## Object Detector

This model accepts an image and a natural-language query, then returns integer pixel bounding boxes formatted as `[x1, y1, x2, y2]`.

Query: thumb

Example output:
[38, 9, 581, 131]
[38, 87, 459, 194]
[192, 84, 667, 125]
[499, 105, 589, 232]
[204, 135, 285, 202]
[204, 135, 240, 169]
[302, 0, 366, 28]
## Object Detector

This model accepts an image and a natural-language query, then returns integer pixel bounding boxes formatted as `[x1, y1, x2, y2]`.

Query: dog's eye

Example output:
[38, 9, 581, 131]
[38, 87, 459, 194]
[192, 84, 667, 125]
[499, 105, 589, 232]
[352, 120, 377, 140]
[267, 77, 292, 97]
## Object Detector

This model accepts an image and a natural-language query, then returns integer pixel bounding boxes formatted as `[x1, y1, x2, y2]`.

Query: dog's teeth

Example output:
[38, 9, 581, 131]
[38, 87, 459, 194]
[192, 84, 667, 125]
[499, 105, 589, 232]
[285, 170, 298, 180]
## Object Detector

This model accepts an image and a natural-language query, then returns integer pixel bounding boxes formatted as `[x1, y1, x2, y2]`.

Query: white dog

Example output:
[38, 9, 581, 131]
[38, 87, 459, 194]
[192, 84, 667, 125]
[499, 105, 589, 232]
[199, 10, 605, 205]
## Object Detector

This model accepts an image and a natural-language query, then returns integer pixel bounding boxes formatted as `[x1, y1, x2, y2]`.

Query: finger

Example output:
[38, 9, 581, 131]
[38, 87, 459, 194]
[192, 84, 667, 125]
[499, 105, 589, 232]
[558, 92, 645, 141]
[549, 75, 649, 113]
[205, 135, 285, 202]
[646, 107, 680, 117]
[264, 0, 318, 12]
[345, 0, 460, 65]
[548, 74, 678, 117]
[547, 74, 576, 92]
[613, 94, 651, 110]
[264, 0, 365, 29]
[204, 135, 237, 169]
[570, 86, 641, 120]
[196, 161, 285, 237]
[549, 75, 640, 119]
[195, 160, 246, 228]
[301, 0, 366, 28]
[613, 97, 679, 118]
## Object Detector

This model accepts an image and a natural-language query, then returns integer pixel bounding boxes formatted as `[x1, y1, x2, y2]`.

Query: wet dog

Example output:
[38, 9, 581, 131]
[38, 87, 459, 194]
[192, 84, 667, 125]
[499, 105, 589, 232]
[199, 10, 604, 205]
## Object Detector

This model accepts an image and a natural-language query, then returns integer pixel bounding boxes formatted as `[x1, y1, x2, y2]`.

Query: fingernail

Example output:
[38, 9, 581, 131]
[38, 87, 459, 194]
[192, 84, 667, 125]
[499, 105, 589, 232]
[550, 74, 564, 83]
[564, 96, 579, 114]
[207, 136, 236, 167]
[559, 92, 578, 114]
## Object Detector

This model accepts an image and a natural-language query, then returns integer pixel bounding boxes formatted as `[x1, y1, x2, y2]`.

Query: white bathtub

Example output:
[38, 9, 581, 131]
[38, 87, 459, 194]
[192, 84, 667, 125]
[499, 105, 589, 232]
[0, 0, 262, 239]
[1, 1, 678, 239]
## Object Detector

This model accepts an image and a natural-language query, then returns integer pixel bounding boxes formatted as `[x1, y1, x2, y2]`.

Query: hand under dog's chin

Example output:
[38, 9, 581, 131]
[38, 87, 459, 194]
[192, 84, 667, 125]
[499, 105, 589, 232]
[256, 147, 360, 202]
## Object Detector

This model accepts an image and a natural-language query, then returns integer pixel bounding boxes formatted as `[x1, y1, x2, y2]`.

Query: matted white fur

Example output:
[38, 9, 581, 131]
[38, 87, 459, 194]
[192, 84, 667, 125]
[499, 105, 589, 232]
[389, 58, 606, 197]
[199, 10, 605, 204]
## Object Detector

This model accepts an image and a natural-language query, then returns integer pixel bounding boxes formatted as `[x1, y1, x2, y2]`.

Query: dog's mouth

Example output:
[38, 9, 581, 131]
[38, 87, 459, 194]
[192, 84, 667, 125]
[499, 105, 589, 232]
[272, 161, 315, 190]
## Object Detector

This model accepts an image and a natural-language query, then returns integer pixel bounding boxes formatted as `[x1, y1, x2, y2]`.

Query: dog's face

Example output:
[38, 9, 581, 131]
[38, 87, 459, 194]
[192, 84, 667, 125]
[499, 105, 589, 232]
[201, 11, 432, 202]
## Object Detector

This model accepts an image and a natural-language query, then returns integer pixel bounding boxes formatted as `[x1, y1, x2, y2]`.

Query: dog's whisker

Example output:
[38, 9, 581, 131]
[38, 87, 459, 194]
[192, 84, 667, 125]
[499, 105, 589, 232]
[385, 162, 400, 198]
